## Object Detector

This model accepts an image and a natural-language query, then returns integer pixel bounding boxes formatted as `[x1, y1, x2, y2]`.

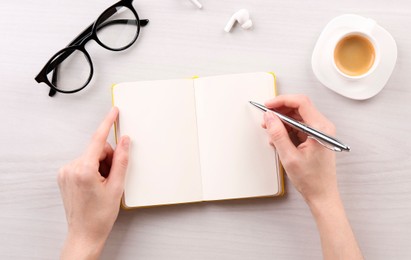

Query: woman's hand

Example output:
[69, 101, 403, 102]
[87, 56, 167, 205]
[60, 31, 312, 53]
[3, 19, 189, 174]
[58, 107, 130, 260]
[262, 95, 337, 205]
[262, 95, 363, 260]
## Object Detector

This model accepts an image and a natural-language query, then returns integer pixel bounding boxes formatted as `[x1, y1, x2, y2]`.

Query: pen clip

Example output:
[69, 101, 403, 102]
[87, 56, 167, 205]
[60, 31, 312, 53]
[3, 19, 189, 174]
[308, 136, 343, 152]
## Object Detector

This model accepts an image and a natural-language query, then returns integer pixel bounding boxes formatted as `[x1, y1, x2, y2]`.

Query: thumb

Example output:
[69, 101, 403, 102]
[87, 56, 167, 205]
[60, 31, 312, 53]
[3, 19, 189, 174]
[107, 136, 130, 194]
[264, 111, 298, 159]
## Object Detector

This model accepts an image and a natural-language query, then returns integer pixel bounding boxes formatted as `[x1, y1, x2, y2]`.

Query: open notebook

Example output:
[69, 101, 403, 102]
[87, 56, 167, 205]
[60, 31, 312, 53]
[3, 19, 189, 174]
[112, 72, 284, 208]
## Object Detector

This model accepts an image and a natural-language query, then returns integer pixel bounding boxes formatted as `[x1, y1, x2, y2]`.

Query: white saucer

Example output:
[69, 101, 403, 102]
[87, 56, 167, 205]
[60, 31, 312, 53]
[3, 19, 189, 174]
[312, 14, 397, 100]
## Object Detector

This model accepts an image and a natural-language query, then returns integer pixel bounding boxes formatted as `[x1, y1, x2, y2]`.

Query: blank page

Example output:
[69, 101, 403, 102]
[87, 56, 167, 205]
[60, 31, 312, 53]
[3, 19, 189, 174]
[113, 79, 203, 207]
[194, 72, 281, 201]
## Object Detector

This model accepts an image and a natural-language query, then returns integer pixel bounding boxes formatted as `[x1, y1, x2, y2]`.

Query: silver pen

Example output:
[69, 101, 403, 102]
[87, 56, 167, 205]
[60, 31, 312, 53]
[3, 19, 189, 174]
[249, 101, 350, 152]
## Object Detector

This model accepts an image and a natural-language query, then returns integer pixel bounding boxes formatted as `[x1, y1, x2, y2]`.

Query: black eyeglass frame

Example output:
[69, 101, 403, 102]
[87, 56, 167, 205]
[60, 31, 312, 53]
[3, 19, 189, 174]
[35, 0, 149, 97]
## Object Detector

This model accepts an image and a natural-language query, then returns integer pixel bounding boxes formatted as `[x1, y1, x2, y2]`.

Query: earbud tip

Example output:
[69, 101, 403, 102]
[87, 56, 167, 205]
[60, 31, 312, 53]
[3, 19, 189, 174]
[241, 20, 253, 29]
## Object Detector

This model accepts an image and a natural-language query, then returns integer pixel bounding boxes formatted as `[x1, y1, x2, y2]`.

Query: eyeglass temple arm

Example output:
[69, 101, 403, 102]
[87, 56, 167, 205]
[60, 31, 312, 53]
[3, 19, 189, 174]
[99, 18, 149, 28]
[48, 18, 149, 96]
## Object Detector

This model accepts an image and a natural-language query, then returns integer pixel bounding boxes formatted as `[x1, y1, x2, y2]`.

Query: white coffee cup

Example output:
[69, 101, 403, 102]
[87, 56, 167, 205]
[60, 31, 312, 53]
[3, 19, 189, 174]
[332, 19, 380, 80]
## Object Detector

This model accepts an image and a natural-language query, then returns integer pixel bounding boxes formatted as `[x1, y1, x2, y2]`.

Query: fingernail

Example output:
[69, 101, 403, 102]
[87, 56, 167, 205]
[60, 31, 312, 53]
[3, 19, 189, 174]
[264, 111, 275, 123]
[111, 106, 119, 115]
[122, 136, 130, 150]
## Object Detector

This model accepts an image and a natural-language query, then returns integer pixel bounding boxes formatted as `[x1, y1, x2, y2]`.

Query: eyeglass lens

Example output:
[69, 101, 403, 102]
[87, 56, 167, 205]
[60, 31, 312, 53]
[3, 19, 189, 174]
[96, 6, 139, 50]
[46, 48, 92, 92]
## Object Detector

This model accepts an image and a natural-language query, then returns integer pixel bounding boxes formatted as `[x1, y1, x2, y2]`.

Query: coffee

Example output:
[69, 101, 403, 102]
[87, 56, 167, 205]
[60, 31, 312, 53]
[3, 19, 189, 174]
[334, 34, 375, 77]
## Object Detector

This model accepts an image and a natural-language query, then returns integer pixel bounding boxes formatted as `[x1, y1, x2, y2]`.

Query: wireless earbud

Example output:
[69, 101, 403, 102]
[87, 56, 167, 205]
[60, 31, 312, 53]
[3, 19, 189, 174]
[224, 9, 253, 32]
[189, 0, 202, 9]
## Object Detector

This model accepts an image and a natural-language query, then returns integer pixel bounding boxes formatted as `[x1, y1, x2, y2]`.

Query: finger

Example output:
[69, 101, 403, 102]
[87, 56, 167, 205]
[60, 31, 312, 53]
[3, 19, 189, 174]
[99, 143, 114, 162]
[106, 136, 130, 195]
[261, 120, 267, 129]
[85, 107, 119, 160]
[296, 130, 308, 143]
[264, 111, 299, 162]
[264, 95, 327, 125]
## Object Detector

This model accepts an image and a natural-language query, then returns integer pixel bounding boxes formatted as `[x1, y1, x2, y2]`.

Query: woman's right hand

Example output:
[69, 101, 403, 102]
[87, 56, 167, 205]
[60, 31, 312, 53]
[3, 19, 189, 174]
[262, 95, 338, 205]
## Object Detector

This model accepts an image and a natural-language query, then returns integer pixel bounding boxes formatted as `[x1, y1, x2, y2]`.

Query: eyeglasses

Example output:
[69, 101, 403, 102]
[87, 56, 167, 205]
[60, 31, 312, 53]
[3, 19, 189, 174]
[35, 0, 149, 97]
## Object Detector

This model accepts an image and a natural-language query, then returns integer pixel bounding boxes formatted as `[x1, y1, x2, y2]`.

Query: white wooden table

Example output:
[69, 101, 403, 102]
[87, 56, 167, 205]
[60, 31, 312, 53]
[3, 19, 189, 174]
[1, 0, 410, 259]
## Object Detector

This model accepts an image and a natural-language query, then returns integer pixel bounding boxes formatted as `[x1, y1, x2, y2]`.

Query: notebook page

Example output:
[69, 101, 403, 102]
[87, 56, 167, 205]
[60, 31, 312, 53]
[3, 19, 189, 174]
[113, 79, 202, 207]
[194, 72, 280, 201]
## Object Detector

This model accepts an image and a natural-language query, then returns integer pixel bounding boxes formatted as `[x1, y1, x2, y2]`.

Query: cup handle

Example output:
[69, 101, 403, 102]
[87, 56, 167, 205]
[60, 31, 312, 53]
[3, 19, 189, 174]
[363, 18, 377, 34]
